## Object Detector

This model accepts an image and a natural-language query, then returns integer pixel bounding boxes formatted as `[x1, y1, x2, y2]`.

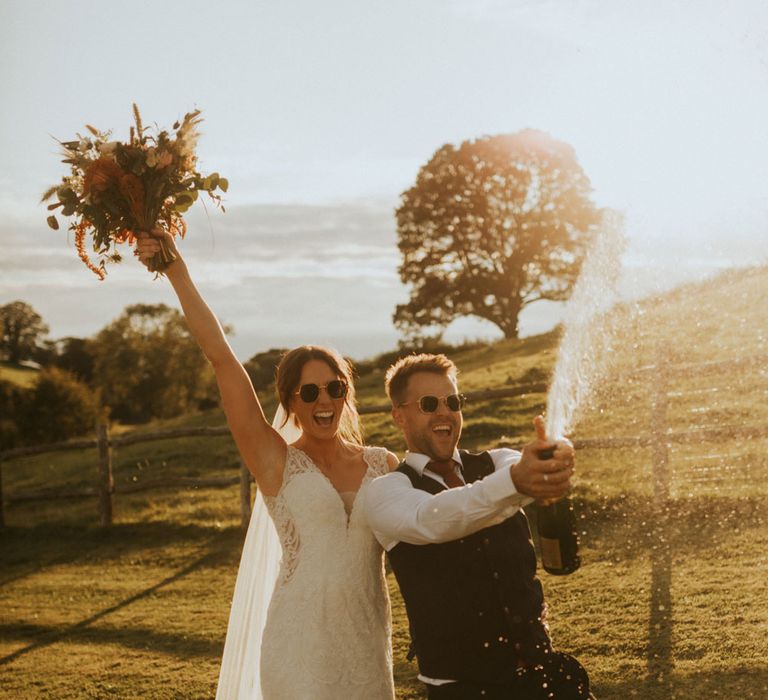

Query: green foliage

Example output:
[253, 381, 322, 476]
[14, 367, 99, 445]
[0, 300, 50, 364]
[91, 303, 217, 423]
[395, 130, 602, 340]
[243, 347, 287, 393]
[0, 378, 25, 449]
[49, 336, 96, 384]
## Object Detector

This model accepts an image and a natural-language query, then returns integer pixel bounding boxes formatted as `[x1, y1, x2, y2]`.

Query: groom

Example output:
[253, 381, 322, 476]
[364, 353, 593, 699]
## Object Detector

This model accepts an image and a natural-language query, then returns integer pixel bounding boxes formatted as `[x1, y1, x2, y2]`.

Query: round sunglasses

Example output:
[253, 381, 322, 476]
[294, 379, 348, 403]
[399, 393, 466, 413]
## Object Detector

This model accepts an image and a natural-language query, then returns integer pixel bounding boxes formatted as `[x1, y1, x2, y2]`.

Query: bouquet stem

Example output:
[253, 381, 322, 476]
[147, 237, 177, 273]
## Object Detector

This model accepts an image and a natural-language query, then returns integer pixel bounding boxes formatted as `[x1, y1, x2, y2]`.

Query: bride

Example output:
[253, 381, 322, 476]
[135, 230, 396, 699]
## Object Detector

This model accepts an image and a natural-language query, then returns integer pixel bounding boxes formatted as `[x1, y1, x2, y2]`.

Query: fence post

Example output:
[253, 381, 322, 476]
[239, 459, 252, 530]
[647, 344, 672, 690]
[97, 422, 113, 527]
[0, 457, 5, 529]
[650, 348, 670, 506]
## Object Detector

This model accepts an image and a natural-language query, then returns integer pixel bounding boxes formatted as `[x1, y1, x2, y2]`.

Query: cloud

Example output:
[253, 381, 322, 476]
[0, 200, 407, 359]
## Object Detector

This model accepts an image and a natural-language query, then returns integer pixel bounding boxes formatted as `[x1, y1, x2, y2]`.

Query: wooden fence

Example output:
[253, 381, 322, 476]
[1, 353, 765, 532]
[0, 382, 546, 530]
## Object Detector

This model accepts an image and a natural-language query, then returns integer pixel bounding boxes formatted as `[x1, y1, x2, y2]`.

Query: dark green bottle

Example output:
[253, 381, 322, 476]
[536, 448, 581, 575]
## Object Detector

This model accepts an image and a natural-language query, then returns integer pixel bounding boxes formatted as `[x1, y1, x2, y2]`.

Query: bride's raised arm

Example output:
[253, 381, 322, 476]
[135, 228, 287, 496]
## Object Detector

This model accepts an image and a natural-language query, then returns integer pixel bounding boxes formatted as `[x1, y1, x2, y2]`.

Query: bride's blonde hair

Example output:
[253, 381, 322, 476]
[275, 345, 363, 445]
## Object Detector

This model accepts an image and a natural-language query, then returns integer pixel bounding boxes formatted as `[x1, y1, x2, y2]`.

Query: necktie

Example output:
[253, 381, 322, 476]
[427, 459, 464, 488]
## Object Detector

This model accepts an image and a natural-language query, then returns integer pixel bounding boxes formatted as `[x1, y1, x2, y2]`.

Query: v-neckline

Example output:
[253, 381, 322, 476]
[289, 445, 375, 524]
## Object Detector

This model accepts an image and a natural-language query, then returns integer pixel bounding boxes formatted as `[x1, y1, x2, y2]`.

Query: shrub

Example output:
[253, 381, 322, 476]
[18, 367, 100, 445]
[0, 379, 26, 450]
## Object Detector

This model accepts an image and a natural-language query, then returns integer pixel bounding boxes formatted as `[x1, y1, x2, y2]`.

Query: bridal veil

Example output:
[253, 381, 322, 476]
[215, 405, 299, 700]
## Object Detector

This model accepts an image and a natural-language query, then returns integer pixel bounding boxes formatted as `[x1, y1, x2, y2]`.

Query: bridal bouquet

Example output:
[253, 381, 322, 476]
[42, 105, 227, 279]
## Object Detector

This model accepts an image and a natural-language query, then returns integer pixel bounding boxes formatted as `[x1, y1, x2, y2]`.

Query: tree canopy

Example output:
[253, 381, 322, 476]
[0, 300, 49, 364]
[91, 303, 216, 422]
[394, 130, 602, 339]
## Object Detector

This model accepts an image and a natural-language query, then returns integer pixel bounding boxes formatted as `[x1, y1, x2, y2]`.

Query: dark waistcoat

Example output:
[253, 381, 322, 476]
[387, 450, 551, 684]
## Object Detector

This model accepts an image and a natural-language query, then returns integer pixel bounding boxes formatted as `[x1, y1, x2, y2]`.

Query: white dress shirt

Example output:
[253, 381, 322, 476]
[363, 447, 534, 686]
[364, 447, 532, 552]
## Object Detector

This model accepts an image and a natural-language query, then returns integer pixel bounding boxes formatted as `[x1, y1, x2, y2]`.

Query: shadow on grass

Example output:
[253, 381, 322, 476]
[0, 529, 233, 667]
[0, 621, 221, 659]
[594, 667, 768, 700]
[532, 493, 768, 693]
[0, 522, 244, 588]
[647, 509, 672, 695]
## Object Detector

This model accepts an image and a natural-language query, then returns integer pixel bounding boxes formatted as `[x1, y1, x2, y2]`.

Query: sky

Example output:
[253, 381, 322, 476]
[1, 0, 766, 360]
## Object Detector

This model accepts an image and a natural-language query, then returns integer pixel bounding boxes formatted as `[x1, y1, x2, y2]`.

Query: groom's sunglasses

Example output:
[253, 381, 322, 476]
[294, 380, 348, 403]
[399, 393, 466, 413]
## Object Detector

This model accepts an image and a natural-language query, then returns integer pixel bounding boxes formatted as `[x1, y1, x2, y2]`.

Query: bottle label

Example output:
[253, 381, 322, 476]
[540, 536, 563, 570]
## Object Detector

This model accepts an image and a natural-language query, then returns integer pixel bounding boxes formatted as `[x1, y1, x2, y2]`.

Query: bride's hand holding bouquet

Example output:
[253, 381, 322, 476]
[135, 227, 181, 274]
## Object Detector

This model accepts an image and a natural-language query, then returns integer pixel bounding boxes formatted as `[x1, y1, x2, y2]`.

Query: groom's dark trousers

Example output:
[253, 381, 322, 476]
[425, 650, 594, 699]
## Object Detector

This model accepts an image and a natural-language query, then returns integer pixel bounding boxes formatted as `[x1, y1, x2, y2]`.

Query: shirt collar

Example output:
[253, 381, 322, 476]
[403, 449, 463, 476]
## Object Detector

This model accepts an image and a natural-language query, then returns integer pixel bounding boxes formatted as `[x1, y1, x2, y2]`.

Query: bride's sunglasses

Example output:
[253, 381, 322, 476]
[399, 393, 466, 413]
[294, 380, 348, 403]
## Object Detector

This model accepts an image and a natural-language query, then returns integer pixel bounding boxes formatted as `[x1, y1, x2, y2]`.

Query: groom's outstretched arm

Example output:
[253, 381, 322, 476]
[363, 449, 533, 551]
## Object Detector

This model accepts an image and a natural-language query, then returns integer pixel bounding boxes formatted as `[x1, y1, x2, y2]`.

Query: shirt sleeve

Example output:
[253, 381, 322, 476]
[363, 448, 533, 551]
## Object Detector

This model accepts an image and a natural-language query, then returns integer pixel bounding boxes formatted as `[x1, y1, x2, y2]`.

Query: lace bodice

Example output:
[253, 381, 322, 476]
[263, 445, 390, 584]
[259, 445, 394, 700]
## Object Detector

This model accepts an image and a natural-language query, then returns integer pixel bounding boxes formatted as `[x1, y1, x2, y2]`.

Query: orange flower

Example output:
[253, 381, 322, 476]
[113, 229, 136, 245]
[158, 211, 187, 239]
[82, 157, 123, 196]
[118, 173, 146, 226]
[74, 220, 105, 280]
[173, 216, 187, 239]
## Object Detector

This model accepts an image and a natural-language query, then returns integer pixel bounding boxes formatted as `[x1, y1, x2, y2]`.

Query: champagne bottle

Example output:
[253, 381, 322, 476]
[536, 446, 581, 575]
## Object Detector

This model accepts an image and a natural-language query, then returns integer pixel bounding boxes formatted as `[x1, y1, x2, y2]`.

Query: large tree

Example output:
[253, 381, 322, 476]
[395, 130, 602, 339]
[0, 301, 49, 364]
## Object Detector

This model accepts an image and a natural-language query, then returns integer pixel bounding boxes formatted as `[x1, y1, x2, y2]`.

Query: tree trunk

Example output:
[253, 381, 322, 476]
[501, 321, 519, 339]
[497, 295, 522, 339]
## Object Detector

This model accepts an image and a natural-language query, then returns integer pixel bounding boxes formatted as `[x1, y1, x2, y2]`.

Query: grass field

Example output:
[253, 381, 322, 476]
[0, 361, 39, 389]
[2, 266, 767, 698]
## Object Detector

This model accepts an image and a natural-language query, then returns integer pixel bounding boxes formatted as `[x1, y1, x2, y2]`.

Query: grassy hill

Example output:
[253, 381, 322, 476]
[1, 266, 767, 699]
[0, 361, 39, 388]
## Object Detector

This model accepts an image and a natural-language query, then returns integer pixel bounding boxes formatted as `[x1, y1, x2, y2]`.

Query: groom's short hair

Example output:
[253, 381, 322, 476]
[385, 353, 458, 406]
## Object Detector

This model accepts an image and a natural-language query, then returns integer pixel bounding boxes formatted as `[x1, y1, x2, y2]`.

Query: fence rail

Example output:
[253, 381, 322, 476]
[1, 351, 764, 530]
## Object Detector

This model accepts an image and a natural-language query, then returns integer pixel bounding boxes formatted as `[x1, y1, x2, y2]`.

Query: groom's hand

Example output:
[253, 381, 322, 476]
[510, 438, 575, 501]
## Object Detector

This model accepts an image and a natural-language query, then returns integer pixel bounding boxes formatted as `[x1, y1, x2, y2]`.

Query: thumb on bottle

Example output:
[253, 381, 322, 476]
[533, 414, 548, 442]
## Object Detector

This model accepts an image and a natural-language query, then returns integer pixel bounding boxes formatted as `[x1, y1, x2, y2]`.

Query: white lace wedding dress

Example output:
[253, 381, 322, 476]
[258, 444, 394, 699]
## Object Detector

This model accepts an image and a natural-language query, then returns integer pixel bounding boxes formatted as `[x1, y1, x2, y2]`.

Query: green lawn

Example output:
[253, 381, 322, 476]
[1, 266, 767, 698]
[0, 361, 40, 388]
